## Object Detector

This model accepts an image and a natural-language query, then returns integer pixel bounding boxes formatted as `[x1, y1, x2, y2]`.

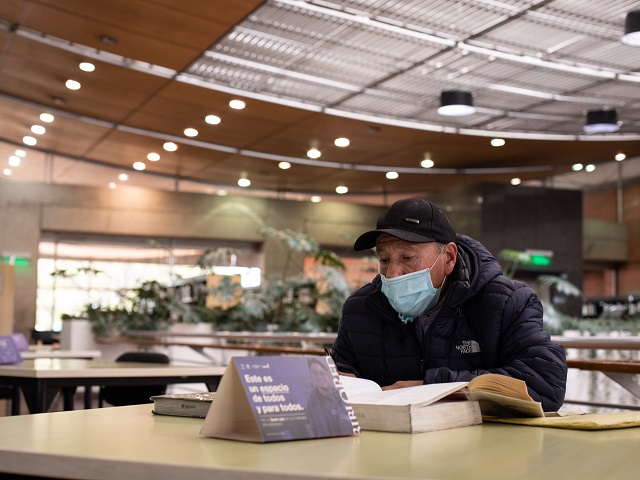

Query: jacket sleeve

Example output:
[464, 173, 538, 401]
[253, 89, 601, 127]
[424, 284, 568, 412]
[330, 299, 362, 377]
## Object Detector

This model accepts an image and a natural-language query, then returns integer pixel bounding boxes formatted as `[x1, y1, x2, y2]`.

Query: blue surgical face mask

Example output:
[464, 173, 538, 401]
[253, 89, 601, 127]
[380, 250, 445, 324]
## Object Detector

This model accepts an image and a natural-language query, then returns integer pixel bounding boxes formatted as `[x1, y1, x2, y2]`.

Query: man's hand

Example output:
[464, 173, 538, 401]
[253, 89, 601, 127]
[381, 380, 423, 391]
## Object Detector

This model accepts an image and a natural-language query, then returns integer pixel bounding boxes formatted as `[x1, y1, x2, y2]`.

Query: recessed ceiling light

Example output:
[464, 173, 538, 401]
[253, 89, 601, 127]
[14, 150, 27, 157]
[217, 190, 228, 196]
[3, 168, 12, 176]
[229, 99, 246, 110]
[65, 79, 81, 90]
[386, 171, 399, 179]
[334, 137, 350, 147]
[23, 136, 37, 146]
[278, 161, 291, 169]
[205, 115, 221, 125]
[585, 164, 596, 172]
[491, 138, 506, 147]
[8, 156, 21, 167]
[79, 62, 95, 72]
[133, 162, 146, 171]
[238, 178, 251, 187]
[108, 182, 117, 189]
[31, 125, 46, 135]
[40, 113, 54, 123]
[184, 128, 198, 137]
[572, 163, 583, 171]
[163, 142, 177, 152]
[147, 152, 160, 161]
[307, 148, 321, 159]
[421, 153, 434, 168]
[615, 153, 626, 161]
[311, 196, 322, 203]
[118, 173, 129, 181]
[510, 177, 521, 185]
[335, 185, 348, 194]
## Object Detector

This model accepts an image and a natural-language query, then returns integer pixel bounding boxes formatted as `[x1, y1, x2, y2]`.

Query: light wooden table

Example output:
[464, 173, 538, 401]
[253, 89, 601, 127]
[0, 358, 226, 414]
[0, 404, 639, 480]
[20, 349, 102, 359]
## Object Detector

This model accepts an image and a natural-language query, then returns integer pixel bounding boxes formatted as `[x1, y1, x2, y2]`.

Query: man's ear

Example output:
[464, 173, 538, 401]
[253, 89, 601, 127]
[443, 242, 458, 275]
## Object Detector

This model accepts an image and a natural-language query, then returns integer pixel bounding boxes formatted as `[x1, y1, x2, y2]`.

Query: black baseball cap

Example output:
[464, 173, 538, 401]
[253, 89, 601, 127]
[354, 198, 456, 251]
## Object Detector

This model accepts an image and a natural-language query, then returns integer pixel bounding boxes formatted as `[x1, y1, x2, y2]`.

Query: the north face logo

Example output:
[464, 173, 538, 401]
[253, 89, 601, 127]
[456, 340, 481, 354]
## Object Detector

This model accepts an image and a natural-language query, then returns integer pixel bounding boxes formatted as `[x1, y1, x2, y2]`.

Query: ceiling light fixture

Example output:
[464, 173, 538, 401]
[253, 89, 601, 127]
[585, 164, 596, 172]
[31, 125, 46, 135]
[40, 113, 54, 123]
[307, 147, 321, 159]
[622, 10, 640, 47]
[510, 178, 521, 185]
[310, 196, 322, 203]
[334, 137, 350, 147]
[583, 109, 620, 133]
[491, 138, 506, 147]
[615, 153, 626, 162]
[147, 153, 160, 161]
[572, 163, 583, 171]
[184, 128, 198, 137]
[386, 171, 399, 179]
[133, 162, 146, 171]
[22, 136, 37, 146]
[238, 177, 251, 187]
[118, 173, 129, 181]
[420, 153, 434, 169]
[65, 79, 81, 90]
[229, 99, 246, 110]
[79, 62, 95, 72]
[14, 150, 27, 157]
[8, 156, 21, 167]
[108, 182, 116, 189]
[163, 142, 178, 152]
[437, 90, 476, 116]
[3, 168, 12, 176]
[335, 185, 348, 194]
[278, 161, 291, 169]
[205, 115, 221, 125]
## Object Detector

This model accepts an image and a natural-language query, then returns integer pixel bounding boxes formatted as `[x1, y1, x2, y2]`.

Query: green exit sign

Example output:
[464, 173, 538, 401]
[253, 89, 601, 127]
[525, 249, 553, 267]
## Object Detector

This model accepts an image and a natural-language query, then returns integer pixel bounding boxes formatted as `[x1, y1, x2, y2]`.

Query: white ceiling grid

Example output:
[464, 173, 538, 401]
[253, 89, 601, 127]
[183, 0, 640, 138]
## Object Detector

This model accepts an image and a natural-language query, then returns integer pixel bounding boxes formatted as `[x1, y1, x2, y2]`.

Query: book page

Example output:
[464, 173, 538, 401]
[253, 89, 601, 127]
[470, 391, 544, 417]
[346, 381, 469, 407]
[339, 375, 382, 396]
[468, 373, 533, 401]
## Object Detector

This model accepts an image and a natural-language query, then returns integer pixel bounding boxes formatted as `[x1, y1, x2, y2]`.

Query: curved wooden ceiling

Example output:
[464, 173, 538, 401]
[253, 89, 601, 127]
[1, 0, 639, 203]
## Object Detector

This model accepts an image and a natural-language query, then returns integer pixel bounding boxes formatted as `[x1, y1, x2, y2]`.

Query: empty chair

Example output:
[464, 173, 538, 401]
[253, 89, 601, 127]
[99, 352, 170, 407]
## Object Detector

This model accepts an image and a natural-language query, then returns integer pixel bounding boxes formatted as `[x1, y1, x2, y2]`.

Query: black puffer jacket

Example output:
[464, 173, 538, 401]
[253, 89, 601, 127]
[331, 234, 567, 412]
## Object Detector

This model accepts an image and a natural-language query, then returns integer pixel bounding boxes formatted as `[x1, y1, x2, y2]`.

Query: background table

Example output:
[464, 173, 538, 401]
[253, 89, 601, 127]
[0, 359, 226, 414]
[0, 404, 639, 480]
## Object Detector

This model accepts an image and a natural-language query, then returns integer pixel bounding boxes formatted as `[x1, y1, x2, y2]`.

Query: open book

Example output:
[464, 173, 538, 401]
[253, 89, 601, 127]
[339, 376, 482, 433]
[340, 373, 545, 433]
